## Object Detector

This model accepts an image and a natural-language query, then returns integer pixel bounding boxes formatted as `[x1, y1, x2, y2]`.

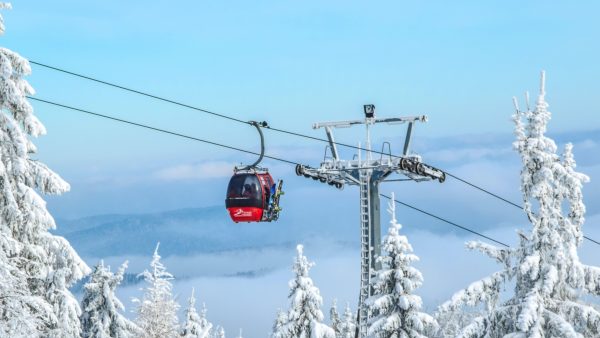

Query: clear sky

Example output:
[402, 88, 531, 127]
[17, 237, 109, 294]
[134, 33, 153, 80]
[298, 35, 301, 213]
[6, 1, 600, 156]
[4, 1, 600, 336]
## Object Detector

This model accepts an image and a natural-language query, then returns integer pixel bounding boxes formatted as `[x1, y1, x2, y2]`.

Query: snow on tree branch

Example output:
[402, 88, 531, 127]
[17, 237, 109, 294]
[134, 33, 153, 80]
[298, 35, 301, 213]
[583, 264, 600, 296]
[80, 261, 139, 338]
[0, 7, 89, 336]
[133, 243, 179, 338]
[181, 288, 213, 338]
[466, 241, 511, 268]
[368, 192, 438, 338]
[439, 72, 600, 337]
[272, 245, 335, 338]
[438, 271, 507, 314]
[337, 303, 356, 338]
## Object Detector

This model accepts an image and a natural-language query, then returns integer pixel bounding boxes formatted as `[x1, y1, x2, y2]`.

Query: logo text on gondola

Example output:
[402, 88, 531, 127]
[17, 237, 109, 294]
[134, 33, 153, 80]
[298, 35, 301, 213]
[234, 209, 252, 217]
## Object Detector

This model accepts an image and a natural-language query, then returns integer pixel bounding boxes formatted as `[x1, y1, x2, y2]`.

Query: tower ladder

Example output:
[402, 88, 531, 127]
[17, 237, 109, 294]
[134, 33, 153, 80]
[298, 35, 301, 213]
[358, 169, 371, 338]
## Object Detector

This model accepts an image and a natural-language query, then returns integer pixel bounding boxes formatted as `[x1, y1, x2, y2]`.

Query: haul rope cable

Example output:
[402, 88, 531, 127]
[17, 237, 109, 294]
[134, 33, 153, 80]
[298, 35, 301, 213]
[28, 61, 599, 246]
[28, 97, 298, 165]
[379, 194, 508, 247]
[30, 96, 510, 248]
[27, 61, 528, 207]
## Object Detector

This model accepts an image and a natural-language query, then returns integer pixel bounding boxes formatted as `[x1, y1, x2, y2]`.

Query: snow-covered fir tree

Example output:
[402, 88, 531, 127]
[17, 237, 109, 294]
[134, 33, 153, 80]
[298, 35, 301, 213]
[434, 310, 482, 338]
[0, 4, 89, 337]
[214, 326, 226, 338]
[80, 261, 139, 338]
[133, 243, 180, 338]
[0, 224, 42, 337]
[271, 309, 288, 338]
[181, 288, 213, 338]
[437, 71, 600, 337]
[337, 303, 356, 338]
[330, 301, 356, 338]
[367, 192, 438, 338]
[274, 245, 335, 338]
[330, 300, 341, 336]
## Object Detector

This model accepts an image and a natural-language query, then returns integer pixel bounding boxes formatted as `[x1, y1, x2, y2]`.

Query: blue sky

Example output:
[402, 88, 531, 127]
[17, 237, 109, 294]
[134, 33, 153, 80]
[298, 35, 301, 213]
[4, 1, 600, 336]
[1, 0, 594, 215]
[8, 1, 600, 151]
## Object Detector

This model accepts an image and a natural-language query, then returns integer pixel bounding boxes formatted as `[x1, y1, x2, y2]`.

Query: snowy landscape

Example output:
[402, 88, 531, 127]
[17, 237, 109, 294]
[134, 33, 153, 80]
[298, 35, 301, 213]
[1, 1, 600, 338]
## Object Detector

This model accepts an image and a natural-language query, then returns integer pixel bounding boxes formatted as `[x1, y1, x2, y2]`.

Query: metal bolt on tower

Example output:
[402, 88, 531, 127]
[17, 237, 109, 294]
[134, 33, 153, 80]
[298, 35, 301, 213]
[295, 105, 445, 338]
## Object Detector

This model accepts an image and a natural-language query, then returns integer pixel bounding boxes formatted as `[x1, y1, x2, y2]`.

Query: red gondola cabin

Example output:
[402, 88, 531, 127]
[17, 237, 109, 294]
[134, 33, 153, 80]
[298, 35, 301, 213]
[225, 171, 276, 222]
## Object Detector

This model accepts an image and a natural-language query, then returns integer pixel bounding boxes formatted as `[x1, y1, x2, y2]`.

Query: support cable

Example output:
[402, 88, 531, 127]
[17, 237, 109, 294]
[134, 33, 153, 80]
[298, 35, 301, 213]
[25, 61, 539, 201]
[24, 61, 551, 207]
[28, 61, 249, 125]
[27, 61, 600, 246]
[27, 97, 298, 166]
[30, 96, 512, 248]
[380, 194, 509, 247]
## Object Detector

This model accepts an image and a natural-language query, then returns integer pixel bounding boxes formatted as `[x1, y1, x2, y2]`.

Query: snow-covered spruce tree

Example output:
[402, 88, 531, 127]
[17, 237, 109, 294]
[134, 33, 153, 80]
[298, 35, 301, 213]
[330, 300, 341, 336]
[214, 326, 226, 338]
[434, 310, 482, 338]
[271, 309, 288, 338]
[437, 71, 600, 337]
[133, 243, 180, 338]
[0, 3, 89, 337]
[367, 192, 438, 338]
[337, 303, 356, 338]
[276, 245, 335, 338]
[80, 261, 139, 338]
[0, 227, 43, 337]
[181, 288, 213, 338]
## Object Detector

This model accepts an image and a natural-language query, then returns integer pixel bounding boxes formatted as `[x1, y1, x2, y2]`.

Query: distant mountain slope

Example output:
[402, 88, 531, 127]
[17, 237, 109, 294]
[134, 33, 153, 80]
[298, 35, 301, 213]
[53, 206, 351, 258]
[71, 272, 144, 295]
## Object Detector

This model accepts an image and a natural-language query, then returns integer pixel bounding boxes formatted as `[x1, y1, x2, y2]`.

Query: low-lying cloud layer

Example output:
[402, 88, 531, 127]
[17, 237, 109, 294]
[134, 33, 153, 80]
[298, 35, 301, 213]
[99, 213, 600, 337]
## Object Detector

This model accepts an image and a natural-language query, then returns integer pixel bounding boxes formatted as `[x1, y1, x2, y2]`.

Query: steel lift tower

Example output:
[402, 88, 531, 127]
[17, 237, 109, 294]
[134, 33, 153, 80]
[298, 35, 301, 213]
[295, 105, 445, 338]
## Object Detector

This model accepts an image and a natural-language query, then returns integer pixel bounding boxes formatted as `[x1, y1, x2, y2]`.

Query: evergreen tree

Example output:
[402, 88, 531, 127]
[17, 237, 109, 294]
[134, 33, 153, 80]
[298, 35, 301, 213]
[367, 192, 438, 338]
[214, 326, 226, 338]
[133, 243, 180, 338]
[181, 288, 213, 338]
[276, 244, 335, 338]
[434, 310, 481, 338]
[0, 230, 43, 337]
[330, 300, 341, 336]
[80, 261, 139, 338]
[337, 303, 356, 338]
[0, 4, 89, 337]
[271, 309, 287, 338]
[438, 72, 600, 337]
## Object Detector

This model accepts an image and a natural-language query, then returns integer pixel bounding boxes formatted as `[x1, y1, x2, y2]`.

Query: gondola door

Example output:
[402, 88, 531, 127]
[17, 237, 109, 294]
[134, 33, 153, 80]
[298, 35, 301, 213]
[226, 173, 265, 222]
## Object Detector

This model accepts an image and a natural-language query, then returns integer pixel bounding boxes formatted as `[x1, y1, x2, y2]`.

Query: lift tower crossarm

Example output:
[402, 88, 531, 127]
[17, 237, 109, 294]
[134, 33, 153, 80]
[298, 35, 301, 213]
[312, 115, 427, 130]
[313, 114, 428, 162]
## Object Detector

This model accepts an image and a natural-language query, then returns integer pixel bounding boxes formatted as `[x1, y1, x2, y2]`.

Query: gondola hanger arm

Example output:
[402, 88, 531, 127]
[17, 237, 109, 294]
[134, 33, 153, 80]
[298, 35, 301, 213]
[238, 120, 268, 170]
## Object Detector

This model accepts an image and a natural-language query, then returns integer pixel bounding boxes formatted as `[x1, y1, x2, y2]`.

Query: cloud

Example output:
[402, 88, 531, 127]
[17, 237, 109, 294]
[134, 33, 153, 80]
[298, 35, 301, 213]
[575, 139, 597, 150]
[423, 146, 512, 165]
[108, 215, 600, 338]
[154, 161, 235, 181]
[107, 226, 518, 338]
